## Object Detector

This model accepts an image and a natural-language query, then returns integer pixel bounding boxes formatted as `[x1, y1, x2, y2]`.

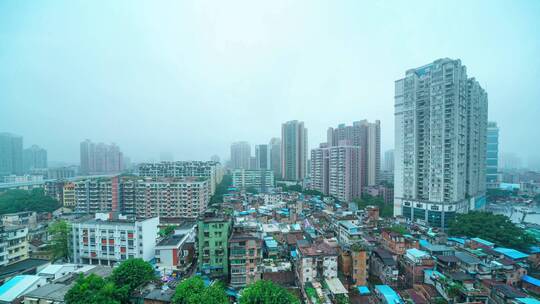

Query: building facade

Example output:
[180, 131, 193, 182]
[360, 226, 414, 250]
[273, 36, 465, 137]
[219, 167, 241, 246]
[232, 169, 274, 193]
[134, 178, 210, 219]
[269, 138, 282, 178]
[394, 58, 488, 228]
[230, 142, 251, 170]
[22, 145, 47, 173]
[281, 120, 308, 181]
[71, 214, 159, 266]
[138, 161, 223, 195]
[486, 122, 499, 189]
[255, 144, 270, 170]
[229, 233, 263, 289]
[310, 142, 362, 202]
[327, 120, 381, 187]
[0, 133, 23, 176]
[197, 214, 231, 279]
[80, 140, 124, 175]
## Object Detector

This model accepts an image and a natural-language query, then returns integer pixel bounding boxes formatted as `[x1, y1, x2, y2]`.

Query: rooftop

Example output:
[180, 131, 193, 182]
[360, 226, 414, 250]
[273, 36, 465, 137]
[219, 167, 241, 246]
[156, 234, 186, 247]
[0, 259, 49, 280]
[375, 285, 404, 304]
[23, 283, 71, 302]
[471, 237, 495, 247]
[493, 247, 529, 260]
[0, 275, 42, 303]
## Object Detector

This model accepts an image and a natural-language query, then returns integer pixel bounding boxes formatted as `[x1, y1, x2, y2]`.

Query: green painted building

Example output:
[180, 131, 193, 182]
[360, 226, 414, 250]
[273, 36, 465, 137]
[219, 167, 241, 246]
[197, 214, 231, 279]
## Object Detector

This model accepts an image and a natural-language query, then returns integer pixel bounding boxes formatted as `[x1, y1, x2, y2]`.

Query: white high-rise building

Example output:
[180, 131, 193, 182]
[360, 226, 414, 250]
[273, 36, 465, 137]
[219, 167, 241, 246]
[255, 144, 270, 170]
[281, 120, 308, 181]
[327, 120, 380, 187]
[383, 149, 394, 172]
[269, 138, 281, 178]
[310, 142, 362, 203]
[394, 58, 488, 228]
[486, 122, 499, 188]
[230, 141, 251, 169]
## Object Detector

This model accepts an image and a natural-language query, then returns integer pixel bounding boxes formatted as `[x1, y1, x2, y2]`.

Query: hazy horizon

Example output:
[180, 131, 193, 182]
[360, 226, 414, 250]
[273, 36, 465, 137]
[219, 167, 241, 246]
[1, 1, 539, 167]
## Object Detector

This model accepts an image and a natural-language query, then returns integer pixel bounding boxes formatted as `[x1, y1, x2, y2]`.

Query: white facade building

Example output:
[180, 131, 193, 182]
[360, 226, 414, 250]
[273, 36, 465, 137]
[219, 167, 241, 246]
[232, 169, 274, 193]
[394, 58, 488, 228]
[71, 214, 159, 266]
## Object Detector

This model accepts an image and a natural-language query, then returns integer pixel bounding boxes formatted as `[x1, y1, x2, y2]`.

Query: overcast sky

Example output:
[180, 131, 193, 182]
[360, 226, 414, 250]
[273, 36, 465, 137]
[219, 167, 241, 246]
[1, 0, 539, 165]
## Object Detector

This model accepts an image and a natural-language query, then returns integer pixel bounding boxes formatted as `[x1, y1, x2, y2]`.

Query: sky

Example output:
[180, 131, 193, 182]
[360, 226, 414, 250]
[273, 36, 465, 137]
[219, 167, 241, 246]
[1, 0, 539, 165]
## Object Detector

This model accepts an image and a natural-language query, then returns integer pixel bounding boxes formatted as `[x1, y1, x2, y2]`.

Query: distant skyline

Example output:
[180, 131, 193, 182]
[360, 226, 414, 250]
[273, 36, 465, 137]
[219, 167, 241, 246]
[1, 1, 539, 165]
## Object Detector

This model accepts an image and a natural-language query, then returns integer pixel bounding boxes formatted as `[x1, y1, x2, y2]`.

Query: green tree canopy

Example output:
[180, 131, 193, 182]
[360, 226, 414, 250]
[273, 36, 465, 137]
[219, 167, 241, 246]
[65, 274, 125, 304]
[159, 225, 176, 237]
[0, 188, 60, 214]
[239, 280, 300, 304]
[448, 211, 536, 251]
[172, 276, 228, 304]
[354, 194, 393, 218]
[109, 258, 155, 296]
[48, 219, 70, 261]
[210, 174, 232, 205]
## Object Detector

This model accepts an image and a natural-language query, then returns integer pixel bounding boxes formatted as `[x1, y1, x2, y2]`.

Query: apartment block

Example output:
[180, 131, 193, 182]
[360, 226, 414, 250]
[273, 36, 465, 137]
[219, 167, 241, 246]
[137, 161, 223, 195]
[80, 140, 124, 175]
[229, 232, 263, 289]
[197, 213, 231, 279]
[74, 176, 121, 213]
[327, 120, 381, 187]
[486, 122, 499, 189]
[232, 169, 274, 193]
[0, 133, 23, 176]
[310, 142, 362, 202]
[134, 177, 210, 219]
[230, 142, 251, 170]
[281, 120, 308, 181]
[62, 182, 76, 208]
[394, 58, 488, 228]
[71, 214, 159, 266]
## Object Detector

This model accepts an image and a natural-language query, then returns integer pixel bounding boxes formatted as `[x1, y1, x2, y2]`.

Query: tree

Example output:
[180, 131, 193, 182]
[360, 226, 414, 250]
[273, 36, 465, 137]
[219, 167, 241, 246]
[159, 225, 176, 237]
[109, 258, 155, 297]
[0, 188, 61, 214]
[210, 175, 232, 205]
[48, 219, 70, 261]
[239, 280, 300, 304]
[172, 276, 228, 304]
[65, 274, 125, 304]
[354, 194, 393, 218]
[335, 294, 350, 304]
[448, 211, 536, 251]
[246, 186, 259, 194]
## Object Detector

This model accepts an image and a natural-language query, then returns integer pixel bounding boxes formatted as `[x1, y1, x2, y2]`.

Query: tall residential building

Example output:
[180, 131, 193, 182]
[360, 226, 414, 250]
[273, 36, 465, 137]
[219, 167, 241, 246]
[134, 177, 210, 219]
[230, 141, 251, 169]
[486, 122, 499, 189]
[394, 58, 488, 228]
[269, 138, 281, 178]
[383, 149, 394, 172]
[137, 161, 223, 195]
[71, 214, 159, 266]
[229, 232, 263, 289]
[311, 142, 362, 202]
[198, 213, 231, 279]
[23, 145, 47, 172]
[74, 176, 121, 213]
[232, 169, 274, 193]
[310, 144, 330, 195]
[80, 140, 123, 175]
[281, 120, 308, 181]
[255, 144, 270, 170]
[62, 182, 76, 208]
[0, 133, 23, 176]
[327, 120, 381, 187]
